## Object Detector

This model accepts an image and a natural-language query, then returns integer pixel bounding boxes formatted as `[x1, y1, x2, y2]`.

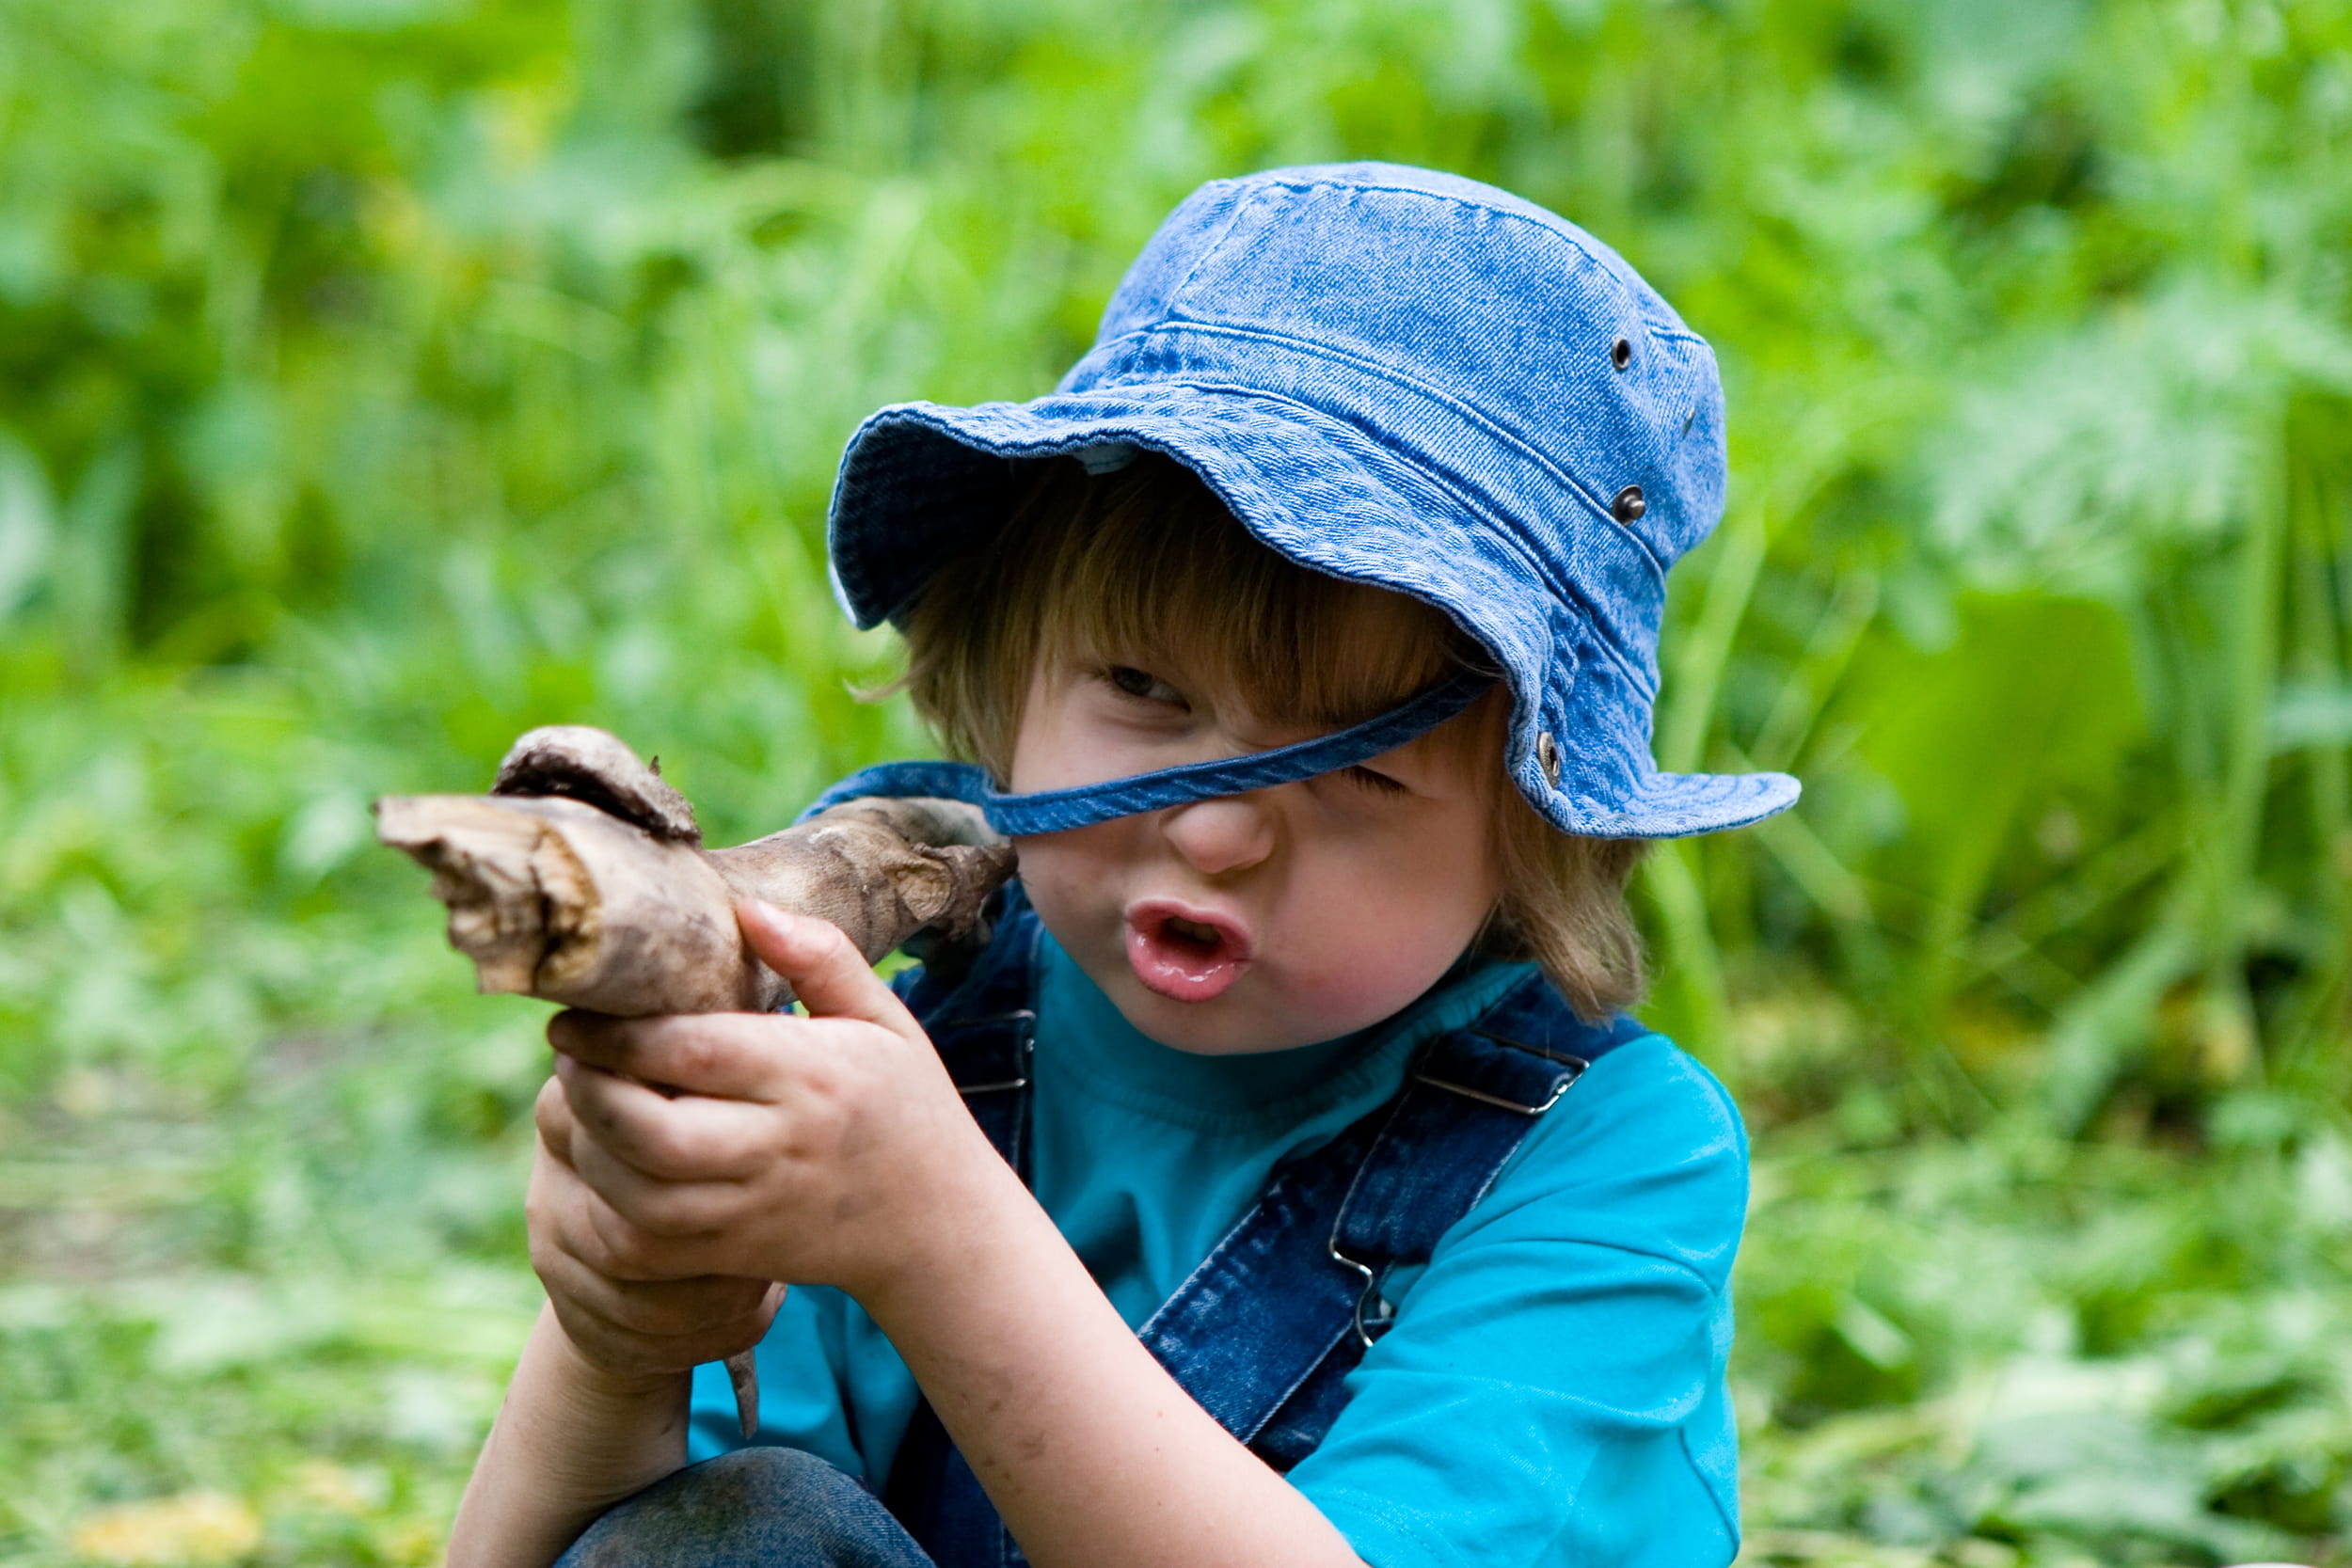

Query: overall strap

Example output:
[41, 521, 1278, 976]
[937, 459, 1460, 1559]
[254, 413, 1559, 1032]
[893, 897, 1042, 1181]
[882, 901, 1041, 1567]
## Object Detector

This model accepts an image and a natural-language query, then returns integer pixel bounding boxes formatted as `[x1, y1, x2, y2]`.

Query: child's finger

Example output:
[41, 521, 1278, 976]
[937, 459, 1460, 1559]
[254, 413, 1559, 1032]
[533, 1075, 577, 1167]
[555, 1054, 772, 1180]
[736, 900, 926, 1044]
[567, 1131, 745, 1240]
[569, 1171, 731, 1281]
[548, 1009, 788, 1101]
[535, 1241, 772, 1341]
[538, 1253, 779, 1379]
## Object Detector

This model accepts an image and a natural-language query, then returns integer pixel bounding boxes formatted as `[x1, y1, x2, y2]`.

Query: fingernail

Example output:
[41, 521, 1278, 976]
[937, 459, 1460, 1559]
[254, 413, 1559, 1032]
[754, 900, 800, 935]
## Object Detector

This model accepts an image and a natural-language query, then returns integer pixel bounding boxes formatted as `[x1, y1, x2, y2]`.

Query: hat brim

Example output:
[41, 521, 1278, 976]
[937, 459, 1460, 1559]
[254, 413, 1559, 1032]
[827, 386, 1798, 839]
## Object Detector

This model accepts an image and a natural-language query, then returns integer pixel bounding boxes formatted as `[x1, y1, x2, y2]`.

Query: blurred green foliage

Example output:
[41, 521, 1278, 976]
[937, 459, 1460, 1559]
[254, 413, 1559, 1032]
[1, 0, 2348, 1563]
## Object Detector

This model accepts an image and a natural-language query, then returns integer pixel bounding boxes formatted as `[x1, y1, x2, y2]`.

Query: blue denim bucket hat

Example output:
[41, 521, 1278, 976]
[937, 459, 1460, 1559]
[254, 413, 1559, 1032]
[819, 163, 1799, 839]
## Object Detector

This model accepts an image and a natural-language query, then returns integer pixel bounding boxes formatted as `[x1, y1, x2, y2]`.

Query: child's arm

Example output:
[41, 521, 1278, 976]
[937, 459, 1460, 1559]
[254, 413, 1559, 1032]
[857, 1154, 1375, 1568]
[445, 1078, 782, 1568]
[542, 902, 1368, 1568]
[444, 1308, 685, 1568]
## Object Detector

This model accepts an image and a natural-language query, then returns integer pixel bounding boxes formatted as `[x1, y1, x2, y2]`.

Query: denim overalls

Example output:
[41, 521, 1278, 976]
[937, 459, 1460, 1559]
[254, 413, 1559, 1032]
[880, 894, 1644, 1566]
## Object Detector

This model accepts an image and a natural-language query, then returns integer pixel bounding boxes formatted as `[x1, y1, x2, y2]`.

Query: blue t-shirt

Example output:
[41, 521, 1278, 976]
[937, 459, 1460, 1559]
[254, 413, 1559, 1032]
[689, 931, 1748, 1568]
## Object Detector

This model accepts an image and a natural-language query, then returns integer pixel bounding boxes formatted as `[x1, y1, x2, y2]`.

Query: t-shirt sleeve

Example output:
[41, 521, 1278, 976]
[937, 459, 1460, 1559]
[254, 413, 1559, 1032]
[1284, 1037, 1748, 1568]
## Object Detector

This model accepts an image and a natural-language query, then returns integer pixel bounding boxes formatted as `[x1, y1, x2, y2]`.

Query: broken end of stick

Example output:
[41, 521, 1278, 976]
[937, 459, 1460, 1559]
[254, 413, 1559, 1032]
[376, 789, 777, 1015]
[373, 792, 597, 999]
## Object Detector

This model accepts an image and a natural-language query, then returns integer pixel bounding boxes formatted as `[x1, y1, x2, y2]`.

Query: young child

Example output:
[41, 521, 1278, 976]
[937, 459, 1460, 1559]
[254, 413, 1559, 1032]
[448, 163, 1798, 1568]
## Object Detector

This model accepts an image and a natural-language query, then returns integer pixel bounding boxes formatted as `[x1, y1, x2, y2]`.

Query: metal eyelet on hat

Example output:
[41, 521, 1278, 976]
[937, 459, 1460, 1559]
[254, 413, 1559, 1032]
[1535, 731, 1562, 787]
[1610, 336, 1633, 372]
[1611, 484, 1645, 524]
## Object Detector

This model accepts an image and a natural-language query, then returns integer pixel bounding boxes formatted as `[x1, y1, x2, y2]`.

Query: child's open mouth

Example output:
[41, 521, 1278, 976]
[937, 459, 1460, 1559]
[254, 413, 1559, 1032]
[1124, 900, 1253, 1003]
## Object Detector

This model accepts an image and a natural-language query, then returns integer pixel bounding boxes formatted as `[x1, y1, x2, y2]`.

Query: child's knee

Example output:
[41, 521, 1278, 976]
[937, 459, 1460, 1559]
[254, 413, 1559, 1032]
[557, 1447, 927, 1568]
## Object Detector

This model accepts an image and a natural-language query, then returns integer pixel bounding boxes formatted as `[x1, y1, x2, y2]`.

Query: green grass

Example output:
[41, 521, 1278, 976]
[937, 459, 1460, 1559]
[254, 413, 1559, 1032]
[3, 1, 2350, 1562]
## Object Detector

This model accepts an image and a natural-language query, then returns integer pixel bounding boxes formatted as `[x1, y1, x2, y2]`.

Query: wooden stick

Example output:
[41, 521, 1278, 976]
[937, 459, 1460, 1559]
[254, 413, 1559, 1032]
[373, 726, 1014, 1015]
[374, 726, 1017, 1436]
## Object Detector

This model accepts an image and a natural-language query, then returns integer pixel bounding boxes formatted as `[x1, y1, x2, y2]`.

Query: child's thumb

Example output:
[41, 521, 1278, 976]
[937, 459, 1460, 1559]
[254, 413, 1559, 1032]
[735, 900, 926, 1044]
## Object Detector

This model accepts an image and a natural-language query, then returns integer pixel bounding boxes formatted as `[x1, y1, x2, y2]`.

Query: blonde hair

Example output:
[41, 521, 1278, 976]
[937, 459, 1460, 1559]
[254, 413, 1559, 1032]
[898, 454, 1647, 1021]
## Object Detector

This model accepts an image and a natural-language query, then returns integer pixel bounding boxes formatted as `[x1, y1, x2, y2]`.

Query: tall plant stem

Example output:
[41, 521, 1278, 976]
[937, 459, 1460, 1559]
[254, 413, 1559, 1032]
[2040, 423, 2285, 1130]
[1643, 503, 1766, 1070]
[1659, 506, 1769, 777]
[1643, 842, 1732, 1084]
[2192, 419, 2285, 1083]
[2274, 397, 2352, 1097]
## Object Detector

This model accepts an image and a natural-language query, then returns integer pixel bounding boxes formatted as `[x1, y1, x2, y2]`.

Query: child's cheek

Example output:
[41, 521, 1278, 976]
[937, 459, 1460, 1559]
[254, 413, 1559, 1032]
[1275, 816, 1501, 1024]
[1272, 881, 1471, 1033]
[1008, 825, 1130, 955]
[1281, 946, 1437, 1037]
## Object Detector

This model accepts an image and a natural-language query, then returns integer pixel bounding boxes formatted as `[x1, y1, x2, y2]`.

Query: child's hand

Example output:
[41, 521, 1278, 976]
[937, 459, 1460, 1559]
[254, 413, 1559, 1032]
[537, 902, 1009, 1323]
[527, 1075, 784, 1389]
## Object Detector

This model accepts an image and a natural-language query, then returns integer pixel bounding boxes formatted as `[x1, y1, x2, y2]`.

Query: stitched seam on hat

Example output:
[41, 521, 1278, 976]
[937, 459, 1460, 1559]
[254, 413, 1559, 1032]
[1224, 177, 1718, 444]
[1148, 318, 1677, 593]
[1153, 377, 1659, 706]
[1183, 384, 1557, 619]
[1152, 385, 1546, 614]
[1164, 182, 1271, 307]
[1074, 318, 1706, 483]
[1073, 319, 1704, 486]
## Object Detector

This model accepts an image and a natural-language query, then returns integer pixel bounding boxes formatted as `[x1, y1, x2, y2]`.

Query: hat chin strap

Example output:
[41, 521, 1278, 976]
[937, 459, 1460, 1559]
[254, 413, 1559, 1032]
[798, 668, 1498, 837]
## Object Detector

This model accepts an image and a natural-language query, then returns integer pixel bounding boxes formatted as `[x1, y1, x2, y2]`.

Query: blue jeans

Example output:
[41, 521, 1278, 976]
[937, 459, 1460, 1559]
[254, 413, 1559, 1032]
[555, 1449, 936, 1568]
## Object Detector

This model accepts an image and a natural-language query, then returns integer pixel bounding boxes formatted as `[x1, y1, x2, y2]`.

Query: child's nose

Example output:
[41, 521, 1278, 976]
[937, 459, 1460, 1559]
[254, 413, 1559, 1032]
[1157, 795, 1277, 877]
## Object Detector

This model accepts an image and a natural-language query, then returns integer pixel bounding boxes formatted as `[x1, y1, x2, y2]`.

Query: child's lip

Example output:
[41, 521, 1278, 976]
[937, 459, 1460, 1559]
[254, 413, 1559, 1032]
[1123, 899, 1255, 1003]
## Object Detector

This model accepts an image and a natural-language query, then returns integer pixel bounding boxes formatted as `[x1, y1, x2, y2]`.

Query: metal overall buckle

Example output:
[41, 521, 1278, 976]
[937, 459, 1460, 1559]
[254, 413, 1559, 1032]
[1327, 1239, 1397, 1349]
[936, 1007, 1036, 1095]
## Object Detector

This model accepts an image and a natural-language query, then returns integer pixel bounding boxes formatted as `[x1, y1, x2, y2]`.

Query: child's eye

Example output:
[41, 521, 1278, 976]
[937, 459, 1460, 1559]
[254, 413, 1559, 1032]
[1342, 765, 1410, 797]
[1104, 666, 1187, 706]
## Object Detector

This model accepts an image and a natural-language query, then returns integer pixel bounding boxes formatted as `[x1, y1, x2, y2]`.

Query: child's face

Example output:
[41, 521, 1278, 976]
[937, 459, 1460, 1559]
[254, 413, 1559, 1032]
[1009, 649, 1503, 1055]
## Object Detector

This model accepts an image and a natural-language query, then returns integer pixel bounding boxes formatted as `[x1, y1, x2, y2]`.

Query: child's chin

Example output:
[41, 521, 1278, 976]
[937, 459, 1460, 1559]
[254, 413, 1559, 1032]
[1108, 978, 1318, 1057]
